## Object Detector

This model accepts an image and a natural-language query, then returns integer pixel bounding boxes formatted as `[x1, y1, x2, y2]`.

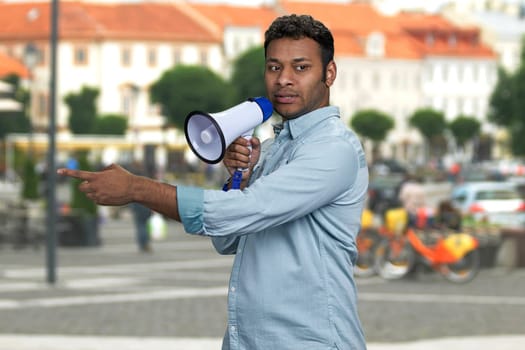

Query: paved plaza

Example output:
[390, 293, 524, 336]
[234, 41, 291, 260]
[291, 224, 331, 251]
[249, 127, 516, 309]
[1, 208, 524, 350]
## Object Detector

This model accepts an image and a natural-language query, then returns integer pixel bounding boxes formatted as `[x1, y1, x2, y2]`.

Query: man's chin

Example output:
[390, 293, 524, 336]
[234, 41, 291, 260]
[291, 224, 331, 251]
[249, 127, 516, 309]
[275, 107, 302, 120]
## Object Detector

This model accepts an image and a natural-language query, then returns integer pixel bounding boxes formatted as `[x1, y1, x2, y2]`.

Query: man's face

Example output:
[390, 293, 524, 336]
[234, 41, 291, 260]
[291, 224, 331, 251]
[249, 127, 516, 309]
[264, 37, 336, 120]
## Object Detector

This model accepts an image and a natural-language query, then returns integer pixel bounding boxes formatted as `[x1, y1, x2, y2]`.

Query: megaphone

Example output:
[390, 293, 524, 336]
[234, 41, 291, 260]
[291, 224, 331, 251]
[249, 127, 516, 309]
[184, 97, 273, 164]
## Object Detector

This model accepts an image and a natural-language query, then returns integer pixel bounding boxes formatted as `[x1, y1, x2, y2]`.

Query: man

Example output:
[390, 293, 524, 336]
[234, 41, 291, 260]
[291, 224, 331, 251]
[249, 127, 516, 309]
[58, 14, 368, 350]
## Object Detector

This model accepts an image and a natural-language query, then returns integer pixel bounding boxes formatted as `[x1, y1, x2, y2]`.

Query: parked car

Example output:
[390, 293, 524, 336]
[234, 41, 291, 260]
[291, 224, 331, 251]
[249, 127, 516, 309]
[370, 159, 408, 176]
[450, 181, 525, 228]
[367, 174, 404, 216]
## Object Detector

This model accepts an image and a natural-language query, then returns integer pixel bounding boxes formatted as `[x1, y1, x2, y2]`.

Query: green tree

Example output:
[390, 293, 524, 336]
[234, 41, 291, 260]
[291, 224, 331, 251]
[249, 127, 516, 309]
[448, 115, 481, 151]
[0, 74, 31, 139]
[93, 113, 128, 135]
[150, 65, 235, 131]
[488, 37, 525, 156]
[70, 151, 98, 216]
[230, 46, 266, 101]
[488, 67, 515, 127]
[21, 155, 39, 200]
[350, 109, 394, 162]
[64, 86, 99, 134]
[409, 108, 447, 160]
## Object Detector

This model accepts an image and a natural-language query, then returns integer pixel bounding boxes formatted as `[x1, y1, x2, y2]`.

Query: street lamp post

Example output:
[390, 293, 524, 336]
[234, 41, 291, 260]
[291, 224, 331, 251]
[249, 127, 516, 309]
[23, 43, 39, 159]
[45, 0, 59, 284]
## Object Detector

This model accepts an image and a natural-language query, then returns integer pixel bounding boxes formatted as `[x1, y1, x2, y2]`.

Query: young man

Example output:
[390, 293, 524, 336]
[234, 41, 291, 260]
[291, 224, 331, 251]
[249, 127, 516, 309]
[58, 14, 368, 350]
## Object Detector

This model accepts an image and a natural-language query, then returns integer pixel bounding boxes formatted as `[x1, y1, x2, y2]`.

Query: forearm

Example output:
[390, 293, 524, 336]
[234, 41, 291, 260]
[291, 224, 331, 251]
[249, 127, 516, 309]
[132, 175, 180, 221]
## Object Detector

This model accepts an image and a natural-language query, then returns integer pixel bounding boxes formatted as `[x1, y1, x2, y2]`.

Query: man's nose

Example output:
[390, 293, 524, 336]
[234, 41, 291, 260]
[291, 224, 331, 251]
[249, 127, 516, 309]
[276, 66, 294, 85]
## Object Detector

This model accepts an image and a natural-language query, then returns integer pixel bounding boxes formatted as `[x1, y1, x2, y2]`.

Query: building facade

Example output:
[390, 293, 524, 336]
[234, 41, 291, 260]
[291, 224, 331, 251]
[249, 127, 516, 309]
[0, 0, 500, 167]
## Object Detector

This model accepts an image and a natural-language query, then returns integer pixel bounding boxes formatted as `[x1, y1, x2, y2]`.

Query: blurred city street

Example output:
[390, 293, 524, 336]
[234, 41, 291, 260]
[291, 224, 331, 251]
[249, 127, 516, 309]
[1, 204, 525, 350]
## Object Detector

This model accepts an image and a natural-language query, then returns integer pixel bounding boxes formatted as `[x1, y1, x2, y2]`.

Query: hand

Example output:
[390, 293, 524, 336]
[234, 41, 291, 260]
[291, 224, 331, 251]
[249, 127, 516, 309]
[223, 136, 261, 182]
[57, 164, 136, 206]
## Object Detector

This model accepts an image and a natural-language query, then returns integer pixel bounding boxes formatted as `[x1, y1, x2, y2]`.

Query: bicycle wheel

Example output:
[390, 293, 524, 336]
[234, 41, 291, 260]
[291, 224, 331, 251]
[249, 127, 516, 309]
[354, 229, 380, 277]
[441, 249, 480, 283]
[355, 247, 377, 277]
[374, 237, 416, 280]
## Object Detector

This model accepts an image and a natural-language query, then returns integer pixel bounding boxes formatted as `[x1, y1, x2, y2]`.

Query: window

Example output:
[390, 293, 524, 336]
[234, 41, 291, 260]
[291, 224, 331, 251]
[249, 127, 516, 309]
[448, 34, 457, 47]
[147, 47, 157, 67]
[122, 94, 132, 117]
[120, 84, 139, 119]
[199, 48, 207, 65]
[233, 37, 241, 55]
[426, 33, 434, 47]
[476, 190, 519, 200]
[443, 65, 449, 82]
[173, 47, 182, 65]
[366, 32, 385, 58]
[121, 47, 132, 67]
[73, 45, 88, 66]
[391, 72, 398, 89]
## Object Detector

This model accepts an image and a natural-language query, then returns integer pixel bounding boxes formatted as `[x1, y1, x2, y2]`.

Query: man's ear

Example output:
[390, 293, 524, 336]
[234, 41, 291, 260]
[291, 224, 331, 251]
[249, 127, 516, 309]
[324, 60, 337, 87]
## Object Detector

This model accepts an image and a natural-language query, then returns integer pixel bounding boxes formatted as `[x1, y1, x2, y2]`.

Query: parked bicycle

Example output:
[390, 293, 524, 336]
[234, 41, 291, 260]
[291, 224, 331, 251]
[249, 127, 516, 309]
[373, 207, 481, 283]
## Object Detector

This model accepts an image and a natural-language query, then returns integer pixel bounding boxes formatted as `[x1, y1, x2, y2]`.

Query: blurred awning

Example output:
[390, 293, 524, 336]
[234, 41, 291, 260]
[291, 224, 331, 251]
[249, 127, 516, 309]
[0, 98, 22, 112]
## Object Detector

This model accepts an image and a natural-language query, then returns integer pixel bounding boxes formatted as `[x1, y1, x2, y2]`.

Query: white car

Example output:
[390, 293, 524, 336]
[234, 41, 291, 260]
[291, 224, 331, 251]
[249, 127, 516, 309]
[450, 181, 525, 229]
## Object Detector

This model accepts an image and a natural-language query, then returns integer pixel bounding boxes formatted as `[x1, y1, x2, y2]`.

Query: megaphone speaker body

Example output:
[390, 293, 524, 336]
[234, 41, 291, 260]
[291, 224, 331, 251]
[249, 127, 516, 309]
[185, 97, 273, 164]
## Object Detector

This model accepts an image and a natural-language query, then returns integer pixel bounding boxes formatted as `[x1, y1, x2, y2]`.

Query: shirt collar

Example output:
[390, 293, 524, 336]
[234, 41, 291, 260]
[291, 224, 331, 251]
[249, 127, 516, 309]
[272, 106, 340, 139]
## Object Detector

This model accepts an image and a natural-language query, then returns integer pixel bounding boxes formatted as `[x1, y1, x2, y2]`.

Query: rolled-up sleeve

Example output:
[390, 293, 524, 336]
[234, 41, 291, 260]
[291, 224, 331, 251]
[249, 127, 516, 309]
[177, 185, 205, 234]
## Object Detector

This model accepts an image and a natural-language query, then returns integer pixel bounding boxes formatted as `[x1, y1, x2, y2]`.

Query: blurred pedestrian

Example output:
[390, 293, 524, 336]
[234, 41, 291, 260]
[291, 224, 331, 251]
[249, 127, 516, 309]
[398, 174, 427, 228]
[128, 161, 153, 253]
[130, 202, 152, 252]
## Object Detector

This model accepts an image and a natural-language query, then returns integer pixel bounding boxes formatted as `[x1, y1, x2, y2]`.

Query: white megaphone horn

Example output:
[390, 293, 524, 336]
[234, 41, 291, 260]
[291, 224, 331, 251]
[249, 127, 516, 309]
[184, 97, 273, 164]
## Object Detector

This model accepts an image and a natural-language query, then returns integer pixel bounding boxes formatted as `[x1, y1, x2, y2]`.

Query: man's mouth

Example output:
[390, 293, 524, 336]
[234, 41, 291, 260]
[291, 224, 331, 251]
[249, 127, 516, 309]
[274, 94, 297, 104]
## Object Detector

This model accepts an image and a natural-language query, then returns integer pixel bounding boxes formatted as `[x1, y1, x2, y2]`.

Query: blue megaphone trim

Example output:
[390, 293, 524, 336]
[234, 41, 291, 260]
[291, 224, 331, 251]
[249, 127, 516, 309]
[248, 96, 273, 121]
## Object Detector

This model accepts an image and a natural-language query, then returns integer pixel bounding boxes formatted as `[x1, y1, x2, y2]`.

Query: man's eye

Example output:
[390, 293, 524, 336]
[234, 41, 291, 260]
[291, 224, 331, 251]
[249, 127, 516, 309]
[268, 65, 280, 72]
[295, 65, 308, 71]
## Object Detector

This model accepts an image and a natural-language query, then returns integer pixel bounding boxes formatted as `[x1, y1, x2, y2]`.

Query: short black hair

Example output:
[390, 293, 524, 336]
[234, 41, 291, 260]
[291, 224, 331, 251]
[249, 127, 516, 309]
[264, 14, 334, 70]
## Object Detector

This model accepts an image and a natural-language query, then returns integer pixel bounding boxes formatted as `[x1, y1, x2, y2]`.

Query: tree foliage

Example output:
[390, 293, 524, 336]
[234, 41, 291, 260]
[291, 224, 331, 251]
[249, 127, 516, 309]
[351, 109, 394, 142]
[488, 67, 515, 127]
[488, 37, 525, 156]
[93, 113, 128, 135]
[408, 108, 447, 160]
[0, 74, 30, 139]
[350, 109, 394, 161]
[64, 86, 99, 134]
[21, 155, 39, 200]
[230, 46, 267, 101]
[448, 115, 481, 149]
[408, 108, 446, 141]
[70, 151, 98, 216]
[150, 65, 235, 131]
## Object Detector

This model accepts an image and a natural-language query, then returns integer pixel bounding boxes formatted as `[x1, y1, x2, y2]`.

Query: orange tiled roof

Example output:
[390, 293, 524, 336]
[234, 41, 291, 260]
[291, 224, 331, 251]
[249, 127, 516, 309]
[280, 1, 494, 59]
[0, 52, 29, 79]
[280, 1, 421, 58]
[0, 1, 220, 42]
[190, 3, 277, 32]
[281, 1, 402, 35]
[0, 1, 495, 59]
[394, 11, 496, 58]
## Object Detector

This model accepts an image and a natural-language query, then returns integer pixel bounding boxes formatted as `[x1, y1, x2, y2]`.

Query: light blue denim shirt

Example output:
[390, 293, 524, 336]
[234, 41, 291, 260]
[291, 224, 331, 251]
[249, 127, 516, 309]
[178, 106, 368, 350]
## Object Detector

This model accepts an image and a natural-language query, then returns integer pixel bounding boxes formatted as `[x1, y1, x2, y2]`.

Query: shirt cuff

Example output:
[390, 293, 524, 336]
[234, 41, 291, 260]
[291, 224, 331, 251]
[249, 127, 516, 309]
[176, 185, 205, 234]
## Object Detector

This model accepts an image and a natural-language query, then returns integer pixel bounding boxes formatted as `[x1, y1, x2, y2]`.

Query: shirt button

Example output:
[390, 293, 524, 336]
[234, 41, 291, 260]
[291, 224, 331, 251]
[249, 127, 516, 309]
[230, 325, 236, 332]
[230, 286, 236, 292]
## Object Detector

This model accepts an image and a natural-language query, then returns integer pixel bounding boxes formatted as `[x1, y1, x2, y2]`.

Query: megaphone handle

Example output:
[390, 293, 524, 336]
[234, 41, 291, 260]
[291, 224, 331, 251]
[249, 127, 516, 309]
[231, 169, 243, 190]
[230, 132, 253, 190]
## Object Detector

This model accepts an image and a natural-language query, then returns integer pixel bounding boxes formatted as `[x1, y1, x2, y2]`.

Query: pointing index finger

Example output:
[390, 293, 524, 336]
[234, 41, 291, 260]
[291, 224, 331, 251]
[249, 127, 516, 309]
[57, 168, 95, 181]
